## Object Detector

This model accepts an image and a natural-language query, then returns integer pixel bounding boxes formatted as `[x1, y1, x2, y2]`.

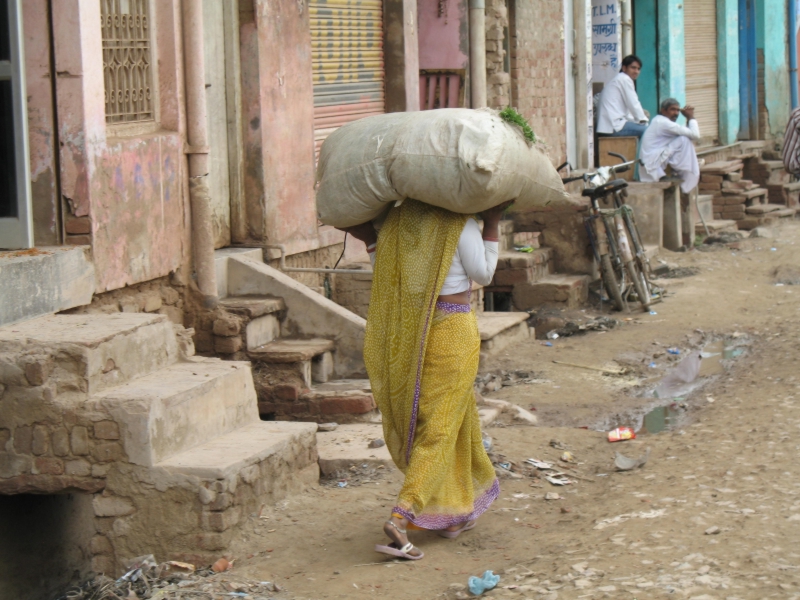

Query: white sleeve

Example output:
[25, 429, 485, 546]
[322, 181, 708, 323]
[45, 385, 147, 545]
[662, 117, 701, 140]
[457, 218, 499, 286]
[623, 77, 649, 123]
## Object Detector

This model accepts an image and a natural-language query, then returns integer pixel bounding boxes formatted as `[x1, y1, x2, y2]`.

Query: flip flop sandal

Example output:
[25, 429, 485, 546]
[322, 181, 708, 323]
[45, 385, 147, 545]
[437, 520, 477, 539]
[374, 542, 425, 560]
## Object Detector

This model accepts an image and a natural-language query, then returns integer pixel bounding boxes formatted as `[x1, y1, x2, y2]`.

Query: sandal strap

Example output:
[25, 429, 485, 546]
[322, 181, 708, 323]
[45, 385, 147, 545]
[386, 519, 407, 535]
[399, 542, 415, 554]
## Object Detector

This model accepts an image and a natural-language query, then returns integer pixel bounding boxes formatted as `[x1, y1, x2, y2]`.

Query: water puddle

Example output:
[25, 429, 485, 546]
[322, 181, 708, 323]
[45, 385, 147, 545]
[594, 334, 750, 435]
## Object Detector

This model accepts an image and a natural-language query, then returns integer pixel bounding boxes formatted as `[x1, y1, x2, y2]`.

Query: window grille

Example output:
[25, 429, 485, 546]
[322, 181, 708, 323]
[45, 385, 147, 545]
[101, 0, 154, 124]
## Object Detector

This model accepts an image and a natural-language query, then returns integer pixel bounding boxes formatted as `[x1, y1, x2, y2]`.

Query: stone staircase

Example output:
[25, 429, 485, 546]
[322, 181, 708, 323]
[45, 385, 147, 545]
[0, 312, 318, 572]
[695, 158, 798, 234]
[489, 220, 589, 310]
[211, 249, 375, 423]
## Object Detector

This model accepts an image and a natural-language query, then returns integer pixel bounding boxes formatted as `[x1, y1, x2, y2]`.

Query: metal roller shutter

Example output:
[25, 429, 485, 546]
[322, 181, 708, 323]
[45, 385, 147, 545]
[309, 0, 385, 158]
[683, 0, 719, 144]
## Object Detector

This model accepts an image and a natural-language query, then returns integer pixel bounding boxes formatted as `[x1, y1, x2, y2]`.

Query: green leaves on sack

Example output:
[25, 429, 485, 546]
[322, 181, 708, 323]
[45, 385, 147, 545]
[499, 107, 537, 145]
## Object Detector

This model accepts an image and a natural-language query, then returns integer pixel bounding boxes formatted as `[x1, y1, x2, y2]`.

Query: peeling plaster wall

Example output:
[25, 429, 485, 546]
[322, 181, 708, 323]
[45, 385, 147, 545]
[41, 0, 188, 293]
[417, 0, 470, 70]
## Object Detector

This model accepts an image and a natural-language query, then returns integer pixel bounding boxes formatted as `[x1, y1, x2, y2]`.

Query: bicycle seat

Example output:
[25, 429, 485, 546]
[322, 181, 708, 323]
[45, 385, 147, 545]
[581, 179, 628, 199]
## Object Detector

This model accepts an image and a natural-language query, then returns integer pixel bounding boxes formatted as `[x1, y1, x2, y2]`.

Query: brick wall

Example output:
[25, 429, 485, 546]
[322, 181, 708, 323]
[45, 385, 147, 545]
[486, 0, 511, 108]
[509, 0, 568, 165]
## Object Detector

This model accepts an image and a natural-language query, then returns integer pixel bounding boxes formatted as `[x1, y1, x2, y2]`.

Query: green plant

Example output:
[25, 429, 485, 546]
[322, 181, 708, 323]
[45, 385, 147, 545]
[499, 107, 537, 144]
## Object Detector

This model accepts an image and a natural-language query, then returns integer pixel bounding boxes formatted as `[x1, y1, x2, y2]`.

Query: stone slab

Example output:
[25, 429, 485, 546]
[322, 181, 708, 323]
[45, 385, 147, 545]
[696, 220, 739, 235]
[477, 312, 529, 341]
[479, 407, 501, 427]
[157, 421, 318, 480]
[511, 275, 590, 310]
[246, 314, 281, 350]
[0, 313, 179, 395]
[249, 338, 335, 363]
[219, 295, 285, 318]
[745, 203, 782, 215]
[93, 358, 258, 466]
[0, 246, 95, 327]
[316, 424, 392, 476]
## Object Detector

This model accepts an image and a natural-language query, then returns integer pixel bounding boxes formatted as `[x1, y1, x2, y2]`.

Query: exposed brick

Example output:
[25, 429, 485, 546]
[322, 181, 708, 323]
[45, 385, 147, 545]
[32, 425, 49, 456]
[51, 428, 70, 456]
[65, 459, 91, 476]
[196, 531, 233, 551]
[209, 492, 233, 511]
[701, 174, 723, 183]
[93, 421, 120, 440]
[201, 507, 242, 532]
[271, 384, 302, 402]
[65, 216, 91, 235]
[0, 428, 9, 450]
[493, 267, 535, 286]
[0, 453, 32, 478]
[13, 426, 32, 454]
[161, 286, 181, 305]
[214, 335, 243, 354]
[213, 315, 242, 336]
[142, 292, 163, 313]
[194, 330, 214, 353]
[71, 426, 90, 455]
[23, 357, 54, 386]
[92, 442, 124, 463]
[66, 234, 91, 246]
[34, 457, 64, 475]
[318, 395, 376, 415]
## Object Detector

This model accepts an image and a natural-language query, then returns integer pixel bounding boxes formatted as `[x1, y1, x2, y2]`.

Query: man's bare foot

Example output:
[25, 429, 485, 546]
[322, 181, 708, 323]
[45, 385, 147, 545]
[383, 516, 423, 557]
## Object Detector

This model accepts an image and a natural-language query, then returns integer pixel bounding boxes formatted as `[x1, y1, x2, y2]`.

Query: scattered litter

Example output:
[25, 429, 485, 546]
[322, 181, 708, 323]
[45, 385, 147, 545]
[652, 351, 703, 399]
[771, 247, 777, 251]
[773, 264, 800, 285]
[649, 311, 658, 315]
[545, 473, 573, 486]
[549, 439, 568, 450]
[546, 331, 559, 340]
[337, 481, 348, 488]
[368, 438, 385, 449]
[560, 451, 577, 464]
[514, 245, 534, 253]
[468, 570, 501, 595]
[667, 348, 680, 355]
[542, 341, 553, 347]
[544, 492, 562, 500]
[54, 556, 280, 600]
[482, 433, 493, 451]
[594, 509, 667, 530]
[607, 427, 636, 442]
[499, 462, 512, 470]
[475, 369, 539, 394]
[614, 448, 651, 471]
[317, 422, 338, 432]
[525, 458, 554, 470]
[705, 526, 721, 535]
[212, 558, 232, 573]
[649, 362, 657, 368]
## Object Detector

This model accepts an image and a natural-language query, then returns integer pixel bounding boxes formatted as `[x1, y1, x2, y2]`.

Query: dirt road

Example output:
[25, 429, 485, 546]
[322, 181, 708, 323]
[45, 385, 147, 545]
[230, 221, 800, 600]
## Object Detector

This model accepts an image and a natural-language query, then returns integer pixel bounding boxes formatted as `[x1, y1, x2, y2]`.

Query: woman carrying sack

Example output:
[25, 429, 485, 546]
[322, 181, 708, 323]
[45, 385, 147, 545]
[340, 198, 511, 560]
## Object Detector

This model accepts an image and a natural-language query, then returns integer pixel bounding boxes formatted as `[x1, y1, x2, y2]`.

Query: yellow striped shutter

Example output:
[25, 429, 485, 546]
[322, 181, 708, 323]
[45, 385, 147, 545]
[309, 0, 386, 157]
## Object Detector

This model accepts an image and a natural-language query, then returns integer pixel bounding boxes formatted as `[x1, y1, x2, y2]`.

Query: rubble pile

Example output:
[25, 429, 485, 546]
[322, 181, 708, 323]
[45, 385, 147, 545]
[54, 556, 288, 600]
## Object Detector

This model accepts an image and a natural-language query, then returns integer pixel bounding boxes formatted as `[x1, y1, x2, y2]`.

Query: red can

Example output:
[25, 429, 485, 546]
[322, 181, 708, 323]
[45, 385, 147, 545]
[607, 427, 636, 442]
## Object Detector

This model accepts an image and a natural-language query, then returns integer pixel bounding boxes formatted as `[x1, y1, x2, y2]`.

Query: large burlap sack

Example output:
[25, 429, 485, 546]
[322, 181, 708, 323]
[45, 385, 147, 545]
[316, 108, 574, 228]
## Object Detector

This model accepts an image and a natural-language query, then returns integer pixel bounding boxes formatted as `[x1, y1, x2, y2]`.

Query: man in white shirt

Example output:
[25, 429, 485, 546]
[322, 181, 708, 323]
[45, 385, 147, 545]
[639, 98, 700, 193]
[596, 55, 649, 138]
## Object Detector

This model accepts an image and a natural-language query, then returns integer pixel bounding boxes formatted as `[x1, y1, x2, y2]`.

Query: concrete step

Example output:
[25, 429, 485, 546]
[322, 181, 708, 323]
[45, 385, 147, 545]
[0, 313, 179, 396]
[91, 358, 258, 467]
[700, 160, 744, 175]
[215, 296, 286, 352]
[511, 274, 590, 310]
[156, 420, 318, 482]
[249, 338, 336, 389]
[746, 203, 784, 215]
[214, 248, 264, 299]
[258, 378, 377, 422]
[492, 251, 550, 286]
[477, 312, 531, 354]
[316, 423, 392, 476]
[736, 208, 796, 230]
[696, 219, 739, 235]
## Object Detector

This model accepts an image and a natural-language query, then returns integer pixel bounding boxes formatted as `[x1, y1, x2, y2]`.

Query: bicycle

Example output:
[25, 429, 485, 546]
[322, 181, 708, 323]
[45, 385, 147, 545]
[559, 156, 660, 312]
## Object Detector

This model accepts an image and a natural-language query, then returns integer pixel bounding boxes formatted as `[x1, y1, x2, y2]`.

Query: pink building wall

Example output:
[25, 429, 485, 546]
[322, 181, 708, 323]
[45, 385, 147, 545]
[417, 0, 469, 70]
[25, 0, 189, 292]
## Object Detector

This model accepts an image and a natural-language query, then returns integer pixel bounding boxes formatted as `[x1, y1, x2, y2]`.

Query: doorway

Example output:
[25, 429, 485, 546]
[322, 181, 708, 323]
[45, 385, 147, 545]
[0, 0, 33, 250]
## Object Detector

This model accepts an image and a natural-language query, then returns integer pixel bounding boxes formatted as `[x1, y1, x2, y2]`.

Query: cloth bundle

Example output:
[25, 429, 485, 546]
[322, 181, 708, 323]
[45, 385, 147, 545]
[315, 108, 576, 228]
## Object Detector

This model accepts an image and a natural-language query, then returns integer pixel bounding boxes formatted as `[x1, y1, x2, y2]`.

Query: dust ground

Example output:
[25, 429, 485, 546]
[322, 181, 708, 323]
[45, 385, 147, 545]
[228, 221, 800, 600]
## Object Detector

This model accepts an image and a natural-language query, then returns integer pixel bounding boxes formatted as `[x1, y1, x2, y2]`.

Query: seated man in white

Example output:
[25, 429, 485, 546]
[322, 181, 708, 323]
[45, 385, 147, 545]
[596, 55, 649, 138]
[639, 98, 700, 193]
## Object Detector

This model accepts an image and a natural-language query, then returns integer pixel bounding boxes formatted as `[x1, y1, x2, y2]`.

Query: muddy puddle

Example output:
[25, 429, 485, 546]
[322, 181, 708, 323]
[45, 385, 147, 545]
[594, 335, 750, 436]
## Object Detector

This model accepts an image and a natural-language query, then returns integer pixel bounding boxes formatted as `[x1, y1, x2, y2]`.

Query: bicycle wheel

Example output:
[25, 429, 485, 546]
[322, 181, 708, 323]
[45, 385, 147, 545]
[600, 253, 625, 311]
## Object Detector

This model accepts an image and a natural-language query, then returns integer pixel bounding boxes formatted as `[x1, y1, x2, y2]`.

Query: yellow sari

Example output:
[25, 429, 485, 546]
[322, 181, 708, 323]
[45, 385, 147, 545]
[364, 199, 499, 529]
